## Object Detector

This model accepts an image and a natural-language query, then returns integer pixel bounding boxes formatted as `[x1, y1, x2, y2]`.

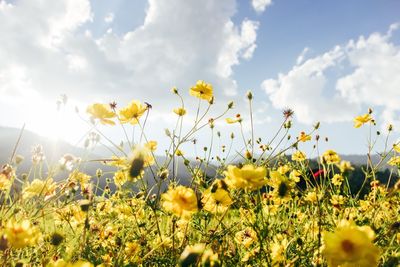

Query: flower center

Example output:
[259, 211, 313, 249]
[341, 239, 355, 253]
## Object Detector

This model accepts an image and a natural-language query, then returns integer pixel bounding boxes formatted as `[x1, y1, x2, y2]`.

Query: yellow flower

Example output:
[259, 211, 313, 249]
[202, 182, 233, 214]
[3, 219, 40, 249]
[0, 173, 12, 191]
[353, 113, 372, 128]
[47, 259, 94, 267]
[180, 244, 219, 267]
[144, 140, 158, 151]
[175, 149, 184, 156]
[235, 227, 258, 248]
[323, 220, 379, 267]
[322, 150, 341, 164]
[22, 178, 57, 199]
[297, 131, 311, 142]
[87, 103, 116, 125]
[118, 100, 147, 125]
[189, 80, 213, 102]
[225, 117, 241, 124]
[338, 160, 354, 173]
[271, 235, 288, 265]
[224, 164, 267, 191]
[331, 194, 345, 208]
[292, 150, 307, 161]
[173, 107, 187, 116]
[393, 143, 400, 153]
[161, 185, 198, 218]
[289, 169, 301, 183]
[332, 174, 344, 186]
[268, 171, 294, 200]
[68, 171, 91, 190]
[388, 156, 400, 166]
[277, 164, 290, 175]
[113, 170, 129, 187]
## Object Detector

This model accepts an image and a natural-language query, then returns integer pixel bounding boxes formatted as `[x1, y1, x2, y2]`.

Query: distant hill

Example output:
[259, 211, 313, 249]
[0, 126, 216, 193]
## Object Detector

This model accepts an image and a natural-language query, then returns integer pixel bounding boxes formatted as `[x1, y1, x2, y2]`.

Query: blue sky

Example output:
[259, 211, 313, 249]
[0, 0, 399, 157]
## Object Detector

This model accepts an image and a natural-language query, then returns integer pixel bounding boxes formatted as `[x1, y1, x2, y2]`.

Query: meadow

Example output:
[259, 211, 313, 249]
[0, 80, 399, 266]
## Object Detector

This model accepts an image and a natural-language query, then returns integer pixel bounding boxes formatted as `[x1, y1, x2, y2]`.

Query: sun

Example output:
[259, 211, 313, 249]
[25, 99, 87, 145]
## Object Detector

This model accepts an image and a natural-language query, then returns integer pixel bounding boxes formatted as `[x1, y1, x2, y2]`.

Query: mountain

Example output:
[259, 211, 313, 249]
[0, 126, 216, 192]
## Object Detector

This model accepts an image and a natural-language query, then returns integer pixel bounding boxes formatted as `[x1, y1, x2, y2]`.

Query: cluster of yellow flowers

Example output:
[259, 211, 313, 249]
[0, 82, 399, 266]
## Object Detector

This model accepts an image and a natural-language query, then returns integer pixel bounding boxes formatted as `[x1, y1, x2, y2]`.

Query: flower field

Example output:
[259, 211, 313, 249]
[0, 81, 399, 266]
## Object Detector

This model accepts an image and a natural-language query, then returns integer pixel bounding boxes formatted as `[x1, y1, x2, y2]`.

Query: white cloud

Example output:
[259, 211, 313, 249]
[262, 24, 400, 127]
[0, 0, 260, 136]
[296, 47, 309, 65]
[252, 0, 272, 14]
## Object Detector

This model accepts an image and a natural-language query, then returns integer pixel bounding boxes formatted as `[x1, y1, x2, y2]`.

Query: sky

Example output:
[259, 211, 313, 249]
[0, 0, 399, 158]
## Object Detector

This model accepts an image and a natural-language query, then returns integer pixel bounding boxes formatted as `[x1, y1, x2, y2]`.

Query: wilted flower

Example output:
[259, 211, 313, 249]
[31, 145, 45, 164]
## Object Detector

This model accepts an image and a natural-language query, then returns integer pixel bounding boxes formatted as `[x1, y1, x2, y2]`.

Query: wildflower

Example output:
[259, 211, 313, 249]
[289, 169, 301, 183]
[113, 170, 129, 187]
[297, 131, 311, 142]
[31, 144, 46, 164]
[271, 235, 288, 265]
[129, 146, 154, 179]
[224, 164, 267, 191]
[22, 178, 57, 199]
[144, 140, 157, 151]
[189, 80, 213, 102]
[283, 108, 294, 119]
[338, 160, 354, 173]
[235, 227, 258, 248]
[175, 149, 184, 156]
[0, 173, 11, 191]
[331, 195, 345, 208]
[118, 100, 147, 125]
[68, 171, 91, 190]
[392, 143, 400, 153]
[226, 114, 242, 124]
[3, 219, 40, 249]
[353, 113, 372, 128]
[332, 174, 344, 186]
[173, 107, 187, 116]
[322, 220, 380, 267]
[47, 259, 94, 267]
[268, 171, 294, 201]
[180, 244, 218, 267]
[87, 103, 116, 125]
[124, 241, 141, 263]
[277, 164, 291, 175]
[322, 150, 341, 164]
[202, 181, 233, 214]
[292, 150, 307, 161]
[161, 185, 198, 218]
[388, 156, 400, 166]
[305, 191, 318, 203]
[59, 154, 79, 171]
